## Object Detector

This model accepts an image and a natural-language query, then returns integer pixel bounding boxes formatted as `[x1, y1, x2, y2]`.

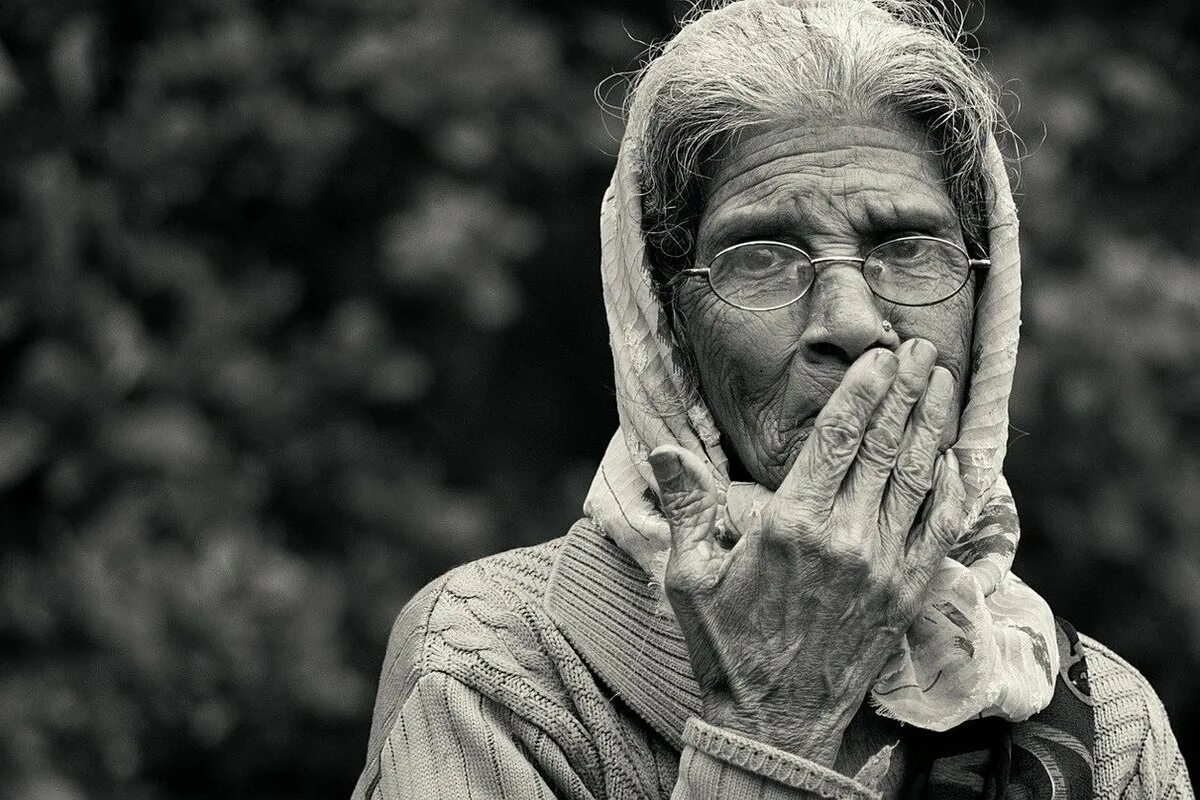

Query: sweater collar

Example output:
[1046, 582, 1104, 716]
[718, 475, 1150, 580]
[544, 519, 701, 750]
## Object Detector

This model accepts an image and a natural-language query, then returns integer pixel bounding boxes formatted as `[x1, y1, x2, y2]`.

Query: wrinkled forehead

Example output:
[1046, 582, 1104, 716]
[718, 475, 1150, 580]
[696, 117, 962, 256]
[703, 113, 946, 198]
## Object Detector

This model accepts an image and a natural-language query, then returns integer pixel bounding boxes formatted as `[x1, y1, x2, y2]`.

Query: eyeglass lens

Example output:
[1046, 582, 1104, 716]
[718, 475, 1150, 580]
[707, 237, 972, 310]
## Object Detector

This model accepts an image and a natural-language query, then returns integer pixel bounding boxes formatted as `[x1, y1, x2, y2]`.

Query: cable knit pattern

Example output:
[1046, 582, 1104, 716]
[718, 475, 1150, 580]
[353, 529, 1193, 800]
[1085, 637, 1194, 799]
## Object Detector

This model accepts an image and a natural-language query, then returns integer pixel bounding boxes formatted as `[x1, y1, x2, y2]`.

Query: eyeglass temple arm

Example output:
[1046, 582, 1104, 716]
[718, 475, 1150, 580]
[969, 258, 991, 269]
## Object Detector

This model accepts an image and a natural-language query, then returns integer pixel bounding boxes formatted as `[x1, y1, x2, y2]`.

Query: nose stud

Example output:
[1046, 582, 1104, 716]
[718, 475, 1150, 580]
[881, 320, 893, 332]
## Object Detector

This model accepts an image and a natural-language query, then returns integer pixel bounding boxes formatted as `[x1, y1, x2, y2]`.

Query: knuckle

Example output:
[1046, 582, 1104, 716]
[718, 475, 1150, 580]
[919, 386, 952, 417]
[894, 448, 935, 487]
[893, 371, 928, 403]
[831, 544, 872, 577]
[844, 375, 885, 408]
[661, 486, 712, 520]
[847, 542, 872, 564]
[927, 506, 964, 545]
[814, 415, 861, 457]
[763, 507, 821, 548]
[762, 522, 810, 555]
[913, 403, 950, 439]
[860, 424, 902, 462]
[865, 562, 901, 595]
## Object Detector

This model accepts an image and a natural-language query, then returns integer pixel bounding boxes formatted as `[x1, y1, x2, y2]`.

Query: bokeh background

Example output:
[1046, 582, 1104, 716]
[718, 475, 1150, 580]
[0, 0, 1197, 797]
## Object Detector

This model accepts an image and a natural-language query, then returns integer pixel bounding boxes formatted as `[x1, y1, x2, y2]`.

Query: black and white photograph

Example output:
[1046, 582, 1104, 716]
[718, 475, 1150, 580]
[0, 0, 1196, 798]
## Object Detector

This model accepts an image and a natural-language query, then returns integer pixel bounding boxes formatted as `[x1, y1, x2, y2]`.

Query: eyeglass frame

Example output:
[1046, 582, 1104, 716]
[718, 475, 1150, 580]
[678, 234, 991, 311]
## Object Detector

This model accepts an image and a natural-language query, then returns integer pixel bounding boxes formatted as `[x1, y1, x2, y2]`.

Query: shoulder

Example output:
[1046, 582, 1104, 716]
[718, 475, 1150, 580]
[1079, 633, 1193, 798]
[1081, 632, 1171, 749]
[376, 537, 567, 697]
[355, 536, 620, 800]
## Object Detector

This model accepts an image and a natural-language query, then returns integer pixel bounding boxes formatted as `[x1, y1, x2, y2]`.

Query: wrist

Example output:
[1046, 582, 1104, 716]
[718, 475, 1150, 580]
[702, 698, 858, 766]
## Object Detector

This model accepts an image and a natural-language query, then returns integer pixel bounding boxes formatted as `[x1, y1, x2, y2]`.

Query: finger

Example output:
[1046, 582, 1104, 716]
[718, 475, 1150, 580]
[723, 481, 774, 546]
[903, 449, 966, 588]
[842, 338, 938, 503]
[777, 347, 899, 510]
[879, 366, 954, 556]
[648, 445, 722, 582]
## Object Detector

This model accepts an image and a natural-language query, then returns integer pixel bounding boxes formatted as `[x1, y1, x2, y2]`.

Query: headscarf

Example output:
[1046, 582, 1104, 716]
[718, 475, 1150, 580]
[582, 1, 1059, 732]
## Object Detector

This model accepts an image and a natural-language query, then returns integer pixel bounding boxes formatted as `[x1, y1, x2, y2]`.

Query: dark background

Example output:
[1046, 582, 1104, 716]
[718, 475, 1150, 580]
[0, 0, 1197, 797]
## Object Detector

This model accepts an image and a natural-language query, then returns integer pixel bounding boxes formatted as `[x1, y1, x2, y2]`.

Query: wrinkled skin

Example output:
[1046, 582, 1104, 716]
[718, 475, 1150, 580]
[648, 118, 976, 779]
[676, 118, 975, 488]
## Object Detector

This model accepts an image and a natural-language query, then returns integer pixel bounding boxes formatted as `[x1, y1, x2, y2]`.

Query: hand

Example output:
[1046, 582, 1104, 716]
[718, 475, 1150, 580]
[648, 339, 966, 766]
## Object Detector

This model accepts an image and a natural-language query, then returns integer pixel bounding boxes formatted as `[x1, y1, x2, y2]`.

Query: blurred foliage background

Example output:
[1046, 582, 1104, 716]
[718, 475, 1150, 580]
[0, 0, 1196, 797]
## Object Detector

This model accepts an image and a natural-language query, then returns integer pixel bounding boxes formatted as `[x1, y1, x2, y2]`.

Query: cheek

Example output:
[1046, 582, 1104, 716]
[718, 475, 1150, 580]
[677, 289, 799, 410]
[892, 279, 972, 369]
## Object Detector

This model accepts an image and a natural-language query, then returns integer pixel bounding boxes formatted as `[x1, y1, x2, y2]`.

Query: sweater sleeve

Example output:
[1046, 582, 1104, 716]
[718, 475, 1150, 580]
[1084, 636, 1194, 799]
[670, 718, 888, 800]
[1136, 703, 1195, 800]
[371, 687, 888, 800]
[369, 670, 595, 800]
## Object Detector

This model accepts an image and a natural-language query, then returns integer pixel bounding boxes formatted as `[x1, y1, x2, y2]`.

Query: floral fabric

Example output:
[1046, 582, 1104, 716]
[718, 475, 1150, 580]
[912, 618, 1095, 798]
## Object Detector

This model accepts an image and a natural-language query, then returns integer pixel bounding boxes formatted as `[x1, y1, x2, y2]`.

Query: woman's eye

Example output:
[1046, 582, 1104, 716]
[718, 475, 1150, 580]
[888, 239, 926, 261]
[723, 245, 787, 277]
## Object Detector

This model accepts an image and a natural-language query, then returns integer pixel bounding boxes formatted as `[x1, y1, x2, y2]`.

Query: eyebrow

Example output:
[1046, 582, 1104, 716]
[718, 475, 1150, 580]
[700, 191, 962, 255]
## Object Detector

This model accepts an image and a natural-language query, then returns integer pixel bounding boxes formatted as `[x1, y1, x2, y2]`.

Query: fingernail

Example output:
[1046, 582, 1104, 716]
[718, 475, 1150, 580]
[929, 366, 954, 397]
[649, 450, 684, 490]
[913, 338, 938, 365]
[945, 448, 959, 473]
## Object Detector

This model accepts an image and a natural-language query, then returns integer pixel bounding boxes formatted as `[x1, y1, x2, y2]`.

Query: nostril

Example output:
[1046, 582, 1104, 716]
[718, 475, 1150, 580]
[807, 340, 854, 365]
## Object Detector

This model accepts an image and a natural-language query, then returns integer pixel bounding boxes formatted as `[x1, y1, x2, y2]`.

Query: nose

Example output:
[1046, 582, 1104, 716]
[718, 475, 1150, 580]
[799, 264, 899, 365]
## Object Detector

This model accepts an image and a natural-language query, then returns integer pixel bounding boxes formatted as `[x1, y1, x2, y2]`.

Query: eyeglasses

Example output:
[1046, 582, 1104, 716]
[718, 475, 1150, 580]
[679, 235, 990, 311]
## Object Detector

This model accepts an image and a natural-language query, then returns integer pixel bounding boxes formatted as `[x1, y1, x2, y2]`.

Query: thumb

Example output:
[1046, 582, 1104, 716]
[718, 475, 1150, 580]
[648, 445, 719, 566]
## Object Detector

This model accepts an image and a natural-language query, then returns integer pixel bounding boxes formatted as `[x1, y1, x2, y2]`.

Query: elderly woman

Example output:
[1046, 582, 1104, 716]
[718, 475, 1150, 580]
[353, 1, 1193, 798]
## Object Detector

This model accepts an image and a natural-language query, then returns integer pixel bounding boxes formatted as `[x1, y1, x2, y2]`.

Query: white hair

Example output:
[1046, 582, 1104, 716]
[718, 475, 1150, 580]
[628, 0, 1008, 286]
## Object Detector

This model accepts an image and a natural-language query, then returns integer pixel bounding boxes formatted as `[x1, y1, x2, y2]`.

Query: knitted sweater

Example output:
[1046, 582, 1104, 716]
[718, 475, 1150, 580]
[352, 520, 1194, 800]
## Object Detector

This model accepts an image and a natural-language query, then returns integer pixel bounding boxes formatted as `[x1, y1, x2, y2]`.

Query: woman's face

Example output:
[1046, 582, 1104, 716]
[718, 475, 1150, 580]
[675, 117, 976, 488]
